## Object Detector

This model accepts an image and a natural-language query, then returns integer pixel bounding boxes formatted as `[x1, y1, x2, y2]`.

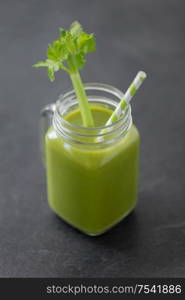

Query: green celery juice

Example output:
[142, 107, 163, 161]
[45, 106, 140, 236]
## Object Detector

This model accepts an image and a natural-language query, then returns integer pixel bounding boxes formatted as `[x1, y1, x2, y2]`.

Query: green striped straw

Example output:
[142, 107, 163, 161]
[106, 71, 147, 125]
[97, 71, 147, 142]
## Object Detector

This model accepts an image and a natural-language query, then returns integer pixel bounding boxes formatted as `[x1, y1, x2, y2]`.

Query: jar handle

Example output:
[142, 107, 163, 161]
[40, 103, 56, 165]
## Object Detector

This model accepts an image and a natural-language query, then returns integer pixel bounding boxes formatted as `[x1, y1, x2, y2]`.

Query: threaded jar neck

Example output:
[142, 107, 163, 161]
[53, 83, 132, 148]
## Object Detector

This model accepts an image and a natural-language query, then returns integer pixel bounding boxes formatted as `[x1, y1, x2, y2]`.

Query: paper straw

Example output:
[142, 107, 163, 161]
[97, 71, 147, 141]
[106, 71, 147, 125]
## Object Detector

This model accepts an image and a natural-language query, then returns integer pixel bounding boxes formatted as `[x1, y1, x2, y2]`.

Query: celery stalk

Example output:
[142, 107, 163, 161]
[33, 21, 96, 127]
[70, 71, 94, 127]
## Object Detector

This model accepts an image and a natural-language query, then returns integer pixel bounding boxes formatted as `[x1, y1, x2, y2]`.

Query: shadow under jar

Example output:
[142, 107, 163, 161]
[41, 83, 140, 236]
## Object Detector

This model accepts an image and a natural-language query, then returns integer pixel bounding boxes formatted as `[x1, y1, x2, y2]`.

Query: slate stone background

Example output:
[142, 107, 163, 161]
[0, 0, 185, 277]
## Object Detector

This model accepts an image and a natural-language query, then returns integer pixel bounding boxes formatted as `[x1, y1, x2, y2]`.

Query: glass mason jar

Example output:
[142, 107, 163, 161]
[41, 83, 140, 236]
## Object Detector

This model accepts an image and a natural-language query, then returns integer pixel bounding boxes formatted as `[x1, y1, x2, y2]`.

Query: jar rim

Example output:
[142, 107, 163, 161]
[54, 82, 130, 131]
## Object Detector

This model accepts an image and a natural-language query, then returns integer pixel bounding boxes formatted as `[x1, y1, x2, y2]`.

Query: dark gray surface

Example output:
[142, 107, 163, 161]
[0, 0, 185, 277]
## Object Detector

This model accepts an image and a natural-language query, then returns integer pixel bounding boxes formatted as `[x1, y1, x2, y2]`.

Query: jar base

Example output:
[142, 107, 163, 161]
[51, 206, 136, 237]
